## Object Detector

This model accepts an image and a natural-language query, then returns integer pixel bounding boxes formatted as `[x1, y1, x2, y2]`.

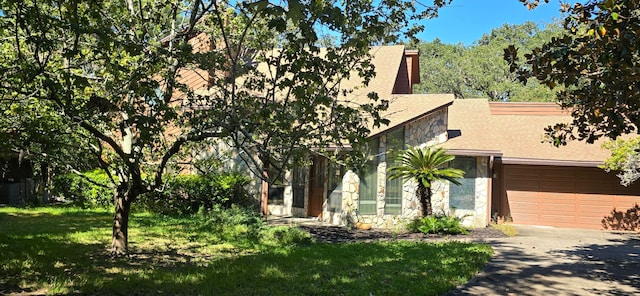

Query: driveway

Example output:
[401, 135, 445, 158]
[448, 225, 640, 295]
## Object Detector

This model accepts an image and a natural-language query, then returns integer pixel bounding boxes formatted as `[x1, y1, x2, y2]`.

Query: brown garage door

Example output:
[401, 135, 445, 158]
[500, 164, 640, 229]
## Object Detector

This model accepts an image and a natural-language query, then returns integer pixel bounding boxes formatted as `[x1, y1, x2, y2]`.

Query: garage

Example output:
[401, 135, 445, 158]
[498, 164, 640, 229]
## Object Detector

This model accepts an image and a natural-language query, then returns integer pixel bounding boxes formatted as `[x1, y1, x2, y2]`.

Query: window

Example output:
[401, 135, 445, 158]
[267, 165, 286, 205]
[292, 166, 305, 208]
[449, 156, 476, 210]
[359, 137, 380, 215]
[327, 162, 346, 212]
[385, 128, 404, 215]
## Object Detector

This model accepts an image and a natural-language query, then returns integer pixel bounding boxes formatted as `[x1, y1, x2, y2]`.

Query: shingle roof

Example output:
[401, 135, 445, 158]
[369, 94, 453, 137]
[441, 98, 611, 164]
[342, 45, 407, 101]
[340, 46, 455, 136]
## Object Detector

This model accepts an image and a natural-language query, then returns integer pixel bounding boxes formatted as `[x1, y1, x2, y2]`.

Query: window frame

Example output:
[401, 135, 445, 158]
[384, 128, 405, 215]
[449, 156, 477, 210]
[358, 137, 380, 215]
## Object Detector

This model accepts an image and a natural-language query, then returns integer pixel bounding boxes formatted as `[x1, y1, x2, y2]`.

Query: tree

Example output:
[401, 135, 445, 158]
[602, 137, 640, 186]
[414, 22, 562, 101]
[506, 0, 640, 145]
[387, 146, 463, 217]
[0, 0, 451, 255]
[413, 39, 469, 99]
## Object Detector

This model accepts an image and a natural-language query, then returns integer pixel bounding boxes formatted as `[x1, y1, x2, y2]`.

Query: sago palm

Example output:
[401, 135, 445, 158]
[388, 146, 464, 217]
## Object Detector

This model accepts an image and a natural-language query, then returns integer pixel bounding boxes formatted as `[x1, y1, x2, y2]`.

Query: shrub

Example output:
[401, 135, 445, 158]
[407, 214, 469, 235]
[139, 172, 254, 216]
[189, 206, 313, 248]
[259, 225, 315, 247]
[51, 169, 113, 208]
[195, 205, 264, 245]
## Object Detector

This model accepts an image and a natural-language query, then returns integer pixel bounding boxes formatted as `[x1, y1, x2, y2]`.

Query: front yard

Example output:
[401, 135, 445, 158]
[0, 207, 492, 295]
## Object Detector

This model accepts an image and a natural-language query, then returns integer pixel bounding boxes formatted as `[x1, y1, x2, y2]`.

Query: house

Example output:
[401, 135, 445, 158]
[0, 156, 34, 205]
[442, 99, 640, 230]
[177, 37, 639, 230]
[263, 46, 640, 231]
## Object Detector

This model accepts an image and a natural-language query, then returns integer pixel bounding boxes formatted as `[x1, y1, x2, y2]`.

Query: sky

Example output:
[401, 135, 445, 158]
[418, 0, 573, 45]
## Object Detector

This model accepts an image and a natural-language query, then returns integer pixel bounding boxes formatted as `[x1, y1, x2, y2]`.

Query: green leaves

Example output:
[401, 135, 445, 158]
[416, 21, 562, 101]
[510, 0, 640, 145]
[387, 145, 464, 188]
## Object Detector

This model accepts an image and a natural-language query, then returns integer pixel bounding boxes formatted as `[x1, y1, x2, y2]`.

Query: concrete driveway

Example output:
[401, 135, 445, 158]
[448, 225, 640, 295]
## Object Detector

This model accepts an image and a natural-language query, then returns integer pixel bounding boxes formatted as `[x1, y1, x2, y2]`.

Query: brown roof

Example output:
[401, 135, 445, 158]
[339, 45, 407, 102]
[192, 45, 436, 138]
[369, 94, 453, 137]
[342, 46, 454, 136]
[441, 99, 611, 165]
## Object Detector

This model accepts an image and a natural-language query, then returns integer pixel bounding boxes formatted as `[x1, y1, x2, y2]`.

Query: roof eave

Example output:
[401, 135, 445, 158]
[446, 149, 503, 157]
[368, 100, 453, 138]
[498, 157, 604, 167]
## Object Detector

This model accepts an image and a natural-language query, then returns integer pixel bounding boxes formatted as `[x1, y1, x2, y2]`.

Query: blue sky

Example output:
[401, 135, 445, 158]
[418, 0, 572, 45]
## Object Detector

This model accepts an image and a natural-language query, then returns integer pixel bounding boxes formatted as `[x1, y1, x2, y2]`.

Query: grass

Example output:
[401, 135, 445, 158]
[0, 206, 493, 295]
[491, 223, 519, 237]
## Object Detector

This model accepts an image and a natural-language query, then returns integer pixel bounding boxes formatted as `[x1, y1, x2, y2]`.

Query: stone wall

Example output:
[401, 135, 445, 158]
[320, 107, 490, 229]
[324, 108, 450, 229]
[430, 156, 489, 228]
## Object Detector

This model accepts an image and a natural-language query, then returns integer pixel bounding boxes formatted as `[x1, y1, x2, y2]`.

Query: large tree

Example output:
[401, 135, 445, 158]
[506, 0, 640, 144]
[506, 0, 640, 186]
[0, 0, 451, 255]
[415, 21, 562, 101]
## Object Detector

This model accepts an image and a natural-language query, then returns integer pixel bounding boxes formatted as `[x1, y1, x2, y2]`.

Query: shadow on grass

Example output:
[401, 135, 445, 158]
[75, 242, 491, 295]
[0, 209, 493, 295]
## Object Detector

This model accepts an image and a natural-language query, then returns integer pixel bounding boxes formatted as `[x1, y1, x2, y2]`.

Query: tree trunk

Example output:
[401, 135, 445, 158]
[261, 169, 269, 217]
[418, 184, 433, 217]
[111, 186, 132, 255]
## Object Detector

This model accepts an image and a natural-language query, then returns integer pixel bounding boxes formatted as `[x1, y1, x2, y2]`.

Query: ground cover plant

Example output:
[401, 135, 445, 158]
[0, 207, 492, 295]
[406, 215, 470, 235]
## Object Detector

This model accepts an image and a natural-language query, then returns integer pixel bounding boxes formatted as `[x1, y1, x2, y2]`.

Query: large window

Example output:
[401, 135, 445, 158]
[359, 138, 380, 215]
[327, 162, 346, 212]
[385, 128, 404, 215]
[449, 156, 476, 210]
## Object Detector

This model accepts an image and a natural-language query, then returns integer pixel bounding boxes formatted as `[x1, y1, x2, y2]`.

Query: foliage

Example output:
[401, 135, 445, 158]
[506, 0, 640, 145]
[0, 0, 454, 254]
[388, 146, 464, 216]
[139, 172, 253, 216]
[0, 207, 492, 295]
[189, 205, 265, 246]
[602, 136, 640, 186]
[406, 214, 470, 235]
[414, 21, 562, 101]
[259, 225, 315, 248]
[51, 169, 114, 208]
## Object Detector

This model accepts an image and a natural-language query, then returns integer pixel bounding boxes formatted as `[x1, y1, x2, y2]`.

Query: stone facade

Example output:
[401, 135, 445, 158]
[429, 156, 489, 228]
[270, 106, 490, 229]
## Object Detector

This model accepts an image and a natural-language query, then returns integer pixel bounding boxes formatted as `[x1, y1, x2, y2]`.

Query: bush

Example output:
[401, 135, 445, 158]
[51, 169, 113, 208]
[407, 214, 469, 235]
[259, 225, 315, 247]
[139, 172, 254, 216]
[194, 205, 264, 245]
[188, 206, 313, 248]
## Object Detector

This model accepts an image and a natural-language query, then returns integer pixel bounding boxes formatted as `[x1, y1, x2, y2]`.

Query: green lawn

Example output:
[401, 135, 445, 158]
[0, 207, 492, 295]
